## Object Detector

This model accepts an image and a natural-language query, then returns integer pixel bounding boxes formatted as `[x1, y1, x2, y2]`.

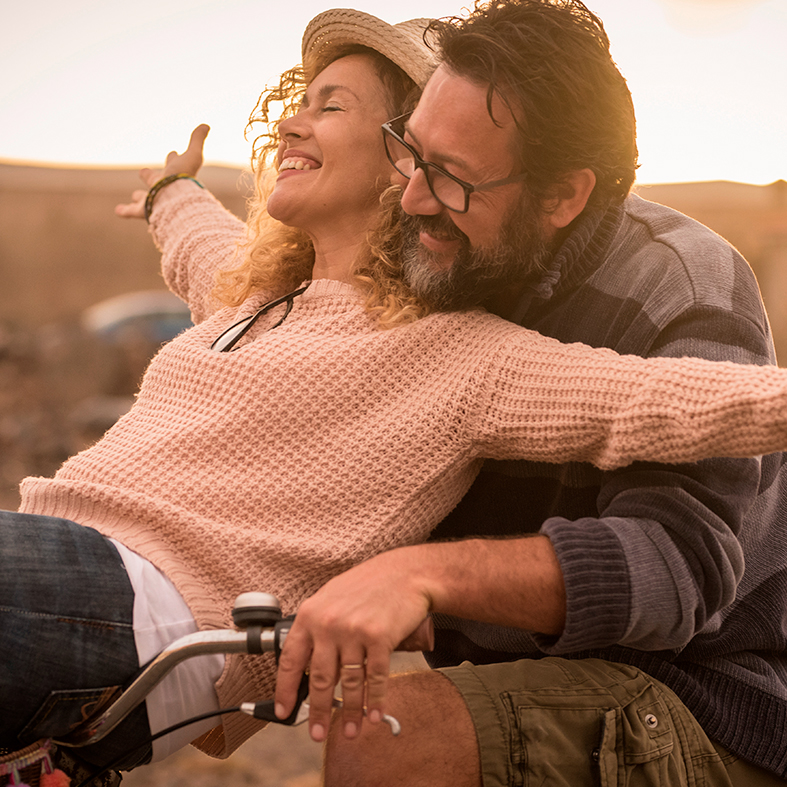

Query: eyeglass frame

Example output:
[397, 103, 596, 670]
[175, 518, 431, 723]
[381, 112, 528, 214]
[210, 285, 308, 352]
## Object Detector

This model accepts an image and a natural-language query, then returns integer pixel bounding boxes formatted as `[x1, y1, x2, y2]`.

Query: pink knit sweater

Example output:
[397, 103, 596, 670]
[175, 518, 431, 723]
[19, 183, 787, 756]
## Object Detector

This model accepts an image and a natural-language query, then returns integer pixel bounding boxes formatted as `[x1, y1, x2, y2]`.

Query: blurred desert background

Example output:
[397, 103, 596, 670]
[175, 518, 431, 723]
[1, 162, 786, 785]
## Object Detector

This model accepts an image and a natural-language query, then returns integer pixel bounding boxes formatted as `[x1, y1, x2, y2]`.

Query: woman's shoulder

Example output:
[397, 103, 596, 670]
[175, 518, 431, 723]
[418, 308, 539, 339]
[388, 309, 551, 367]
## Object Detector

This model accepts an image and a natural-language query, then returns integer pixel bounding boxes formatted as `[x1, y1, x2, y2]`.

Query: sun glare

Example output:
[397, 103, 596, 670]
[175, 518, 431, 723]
[0, 0, 784, 184]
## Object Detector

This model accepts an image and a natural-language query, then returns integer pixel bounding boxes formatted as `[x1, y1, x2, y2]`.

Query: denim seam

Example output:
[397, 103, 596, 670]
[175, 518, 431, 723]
[23, 688, 117, 732]
[0, 605, 132, 630]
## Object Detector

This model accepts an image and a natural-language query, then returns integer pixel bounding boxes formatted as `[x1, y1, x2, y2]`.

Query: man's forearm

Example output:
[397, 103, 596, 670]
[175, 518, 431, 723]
[412, 535, 567, 635]
[275, 534, 566, 739]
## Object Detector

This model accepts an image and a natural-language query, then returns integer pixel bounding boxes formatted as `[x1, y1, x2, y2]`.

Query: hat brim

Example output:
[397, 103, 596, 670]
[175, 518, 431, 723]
[301, 8, 436, 87]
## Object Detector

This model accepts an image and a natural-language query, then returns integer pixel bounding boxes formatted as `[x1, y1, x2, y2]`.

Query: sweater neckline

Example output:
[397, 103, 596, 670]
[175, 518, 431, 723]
[507, 201, 625, 323]
[301, 278, 363, 301]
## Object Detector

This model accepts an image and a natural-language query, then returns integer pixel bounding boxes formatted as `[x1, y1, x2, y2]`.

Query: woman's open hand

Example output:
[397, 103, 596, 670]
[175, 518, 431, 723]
[115, 124, 210, 219]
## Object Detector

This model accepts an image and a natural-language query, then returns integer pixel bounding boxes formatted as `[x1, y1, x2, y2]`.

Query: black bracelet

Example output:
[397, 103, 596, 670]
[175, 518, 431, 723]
[144, 173, 204, 223]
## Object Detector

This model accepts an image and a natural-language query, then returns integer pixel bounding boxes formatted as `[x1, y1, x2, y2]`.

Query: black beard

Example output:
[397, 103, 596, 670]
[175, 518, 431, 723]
[400, 198, 551, 313]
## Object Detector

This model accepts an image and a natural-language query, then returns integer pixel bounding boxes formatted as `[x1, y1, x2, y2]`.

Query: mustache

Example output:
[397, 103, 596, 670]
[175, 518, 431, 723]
[401, 211, 467, 243]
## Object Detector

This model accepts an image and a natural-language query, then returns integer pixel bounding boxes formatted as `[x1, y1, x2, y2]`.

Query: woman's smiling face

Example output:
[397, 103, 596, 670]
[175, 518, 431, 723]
[266, 54, 395, 239]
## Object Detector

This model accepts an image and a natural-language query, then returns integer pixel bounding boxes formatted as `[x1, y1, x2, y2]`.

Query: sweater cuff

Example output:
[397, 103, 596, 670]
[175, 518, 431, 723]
[536, 517, 631, 653]
[147, 179, 222, 243]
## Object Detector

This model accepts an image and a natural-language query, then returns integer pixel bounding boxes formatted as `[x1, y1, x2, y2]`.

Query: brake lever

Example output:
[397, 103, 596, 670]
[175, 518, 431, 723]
[238, 622, 401, 735]
[239, 670, 310, 725]
[232, 593, 405, 736]
[321, 699, 402, 736]
[239, 687, 401, 736]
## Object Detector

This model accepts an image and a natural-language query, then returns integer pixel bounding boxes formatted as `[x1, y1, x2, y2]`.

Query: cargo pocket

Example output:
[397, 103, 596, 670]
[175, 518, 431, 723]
[516, 704, 608, 787]
[19, 685, 120, 743]
[595, 695, 684, 787]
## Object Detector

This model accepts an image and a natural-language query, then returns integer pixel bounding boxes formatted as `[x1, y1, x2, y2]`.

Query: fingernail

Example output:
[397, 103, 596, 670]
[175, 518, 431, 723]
[311, 723, 326, 742]
[369, 709, 381, 724]
[274, 702, 286, 719]
[344, 722, 358, 737]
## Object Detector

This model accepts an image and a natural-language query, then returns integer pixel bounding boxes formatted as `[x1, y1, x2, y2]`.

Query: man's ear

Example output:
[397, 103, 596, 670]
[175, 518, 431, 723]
[543, 168, 597, 230]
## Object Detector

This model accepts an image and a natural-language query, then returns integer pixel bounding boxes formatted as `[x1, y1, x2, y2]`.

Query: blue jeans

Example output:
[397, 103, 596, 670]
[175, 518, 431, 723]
[0, 511, 152, 769]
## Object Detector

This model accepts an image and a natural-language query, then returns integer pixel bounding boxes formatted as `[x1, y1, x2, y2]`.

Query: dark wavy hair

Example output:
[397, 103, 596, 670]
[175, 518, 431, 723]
[428, 0, 638, 209]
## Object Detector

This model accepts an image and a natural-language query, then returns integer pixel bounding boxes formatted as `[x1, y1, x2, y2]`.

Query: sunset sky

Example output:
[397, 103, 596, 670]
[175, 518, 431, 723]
[1, 0, 784, 185]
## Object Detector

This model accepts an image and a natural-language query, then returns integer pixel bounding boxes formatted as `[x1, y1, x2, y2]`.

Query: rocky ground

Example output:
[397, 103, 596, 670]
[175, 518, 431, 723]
[0, 318, 149, 510]
[123, 723, 323, 787]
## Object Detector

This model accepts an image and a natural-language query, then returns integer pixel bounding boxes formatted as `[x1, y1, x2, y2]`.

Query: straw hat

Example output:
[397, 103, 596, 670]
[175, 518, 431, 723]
[301, 8, 437, 88]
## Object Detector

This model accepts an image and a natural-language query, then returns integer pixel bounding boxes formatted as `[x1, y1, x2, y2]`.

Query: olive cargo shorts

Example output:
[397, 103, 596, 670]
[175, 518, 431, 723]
[438, 657, 785, 787]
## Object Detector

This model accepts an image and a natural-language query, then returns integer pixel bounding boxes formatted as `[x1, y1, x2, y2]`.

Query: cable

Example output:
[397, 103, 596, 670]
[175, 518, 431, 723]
[72, 706, 241, 787]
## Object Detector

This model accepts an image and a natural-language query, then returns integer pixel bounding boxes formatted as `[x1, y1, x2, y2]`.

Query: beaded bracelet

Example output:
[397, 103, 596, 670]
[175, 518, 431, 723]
[144, 173, 204, 223]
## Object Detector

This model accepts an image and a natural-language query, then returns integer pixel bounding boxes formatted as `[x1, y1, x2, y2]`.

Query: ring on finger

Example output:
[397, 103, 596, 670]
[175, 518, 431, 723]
[341, 663, 365, 670]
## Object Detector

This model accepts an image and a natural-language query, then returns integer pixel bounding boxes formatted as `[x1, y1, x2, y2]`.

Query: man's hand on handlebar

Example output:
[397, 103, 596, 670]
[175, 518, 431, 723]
[274, 548, 434, 743]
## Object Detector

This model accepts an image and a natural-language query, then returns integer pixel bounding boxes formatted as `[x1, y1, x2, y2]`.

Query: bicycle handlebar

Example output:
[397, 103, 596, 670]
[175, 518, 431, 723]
[55, 592, 432, 748]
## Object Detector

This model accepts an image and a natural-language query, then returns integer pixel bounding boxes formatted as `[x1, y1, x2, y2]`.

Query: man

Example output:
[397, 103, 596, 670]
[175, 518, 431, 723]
[274, 1, 787, 785]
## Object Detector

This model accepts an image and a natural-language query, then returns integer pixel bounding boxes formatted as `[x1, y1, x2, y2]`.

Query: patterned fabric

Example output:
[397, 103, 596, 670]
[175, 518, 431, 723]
[429, 194, 787, 778]
[17, 182, 787, 767]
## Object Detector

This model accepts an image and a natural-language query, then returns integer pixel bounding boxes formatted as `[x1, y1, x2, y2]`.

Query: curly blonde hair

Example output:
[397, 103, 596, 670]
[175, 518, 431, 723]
[212, 47, 433, 329]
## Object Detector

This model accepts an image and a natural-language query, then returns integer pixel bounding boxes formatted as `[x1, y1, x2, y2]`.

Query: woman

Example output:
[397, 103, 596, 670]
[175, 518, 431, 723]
[4, 7, 787, 776]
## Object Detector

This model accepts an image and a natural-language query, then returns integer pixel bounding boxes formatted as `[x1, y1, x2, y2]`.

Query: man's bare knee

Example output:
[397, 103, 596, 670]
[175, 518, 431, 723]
[323, 670, 481, 787]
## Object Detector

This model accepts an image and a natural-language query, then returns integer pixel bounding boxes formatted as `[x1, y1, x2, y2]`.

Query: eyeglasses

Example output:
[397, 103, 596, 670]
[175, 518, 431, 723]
[381, 112, 528, 214]
[210, 286, 308, 352]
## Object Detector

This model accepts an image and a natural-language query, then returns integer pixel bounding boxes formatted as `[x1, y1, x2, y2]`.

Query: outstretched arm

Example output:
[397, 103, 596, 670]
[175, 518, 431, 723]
[115, 124, 210, 219]
[467, 325, 787, 470]
[113, 124, 247, 319]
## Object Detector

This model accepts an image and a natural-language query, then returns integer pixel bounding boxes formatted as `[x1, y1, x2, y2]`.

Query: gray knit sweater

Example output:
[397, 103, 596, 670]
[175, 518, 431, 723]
[429, 194, 787, 777]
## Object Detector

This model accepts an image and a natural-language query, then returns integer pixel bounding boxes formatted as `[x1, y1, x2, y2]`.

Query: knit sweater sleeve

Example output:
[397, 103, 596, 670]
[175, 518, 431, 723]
[466, 325, 787, 470]
[148, 179, 246, 323]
